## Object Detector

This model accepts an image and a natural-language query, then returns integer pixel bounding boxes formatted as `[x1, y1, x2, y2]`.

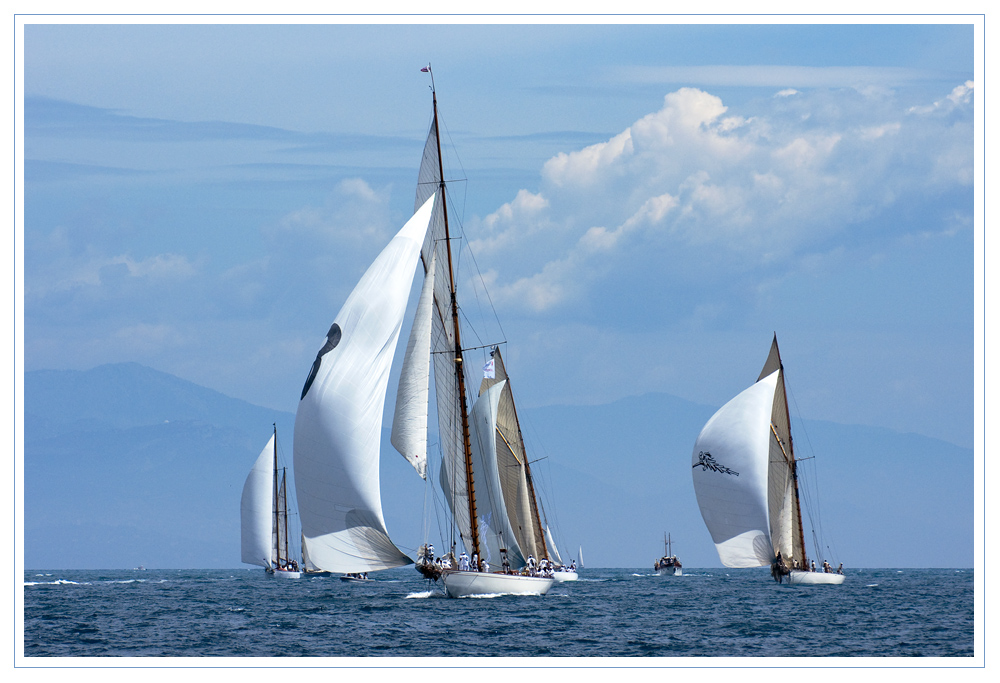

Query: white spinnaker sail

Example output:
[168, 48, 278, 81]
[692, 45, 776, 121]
[293, 194, 436, 573]
[390, 252, 436, 479]
[240, 435, 275, 568]
[691, 370, 780, 567]
[468, 379, 526, 567]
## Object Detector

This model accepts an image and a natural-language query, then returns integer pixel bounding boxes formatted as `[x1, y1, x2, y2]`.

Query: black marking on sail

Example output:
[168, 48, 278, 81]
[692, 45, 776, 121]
[692, 451, 740, 476]
[300, 323, 342, 400]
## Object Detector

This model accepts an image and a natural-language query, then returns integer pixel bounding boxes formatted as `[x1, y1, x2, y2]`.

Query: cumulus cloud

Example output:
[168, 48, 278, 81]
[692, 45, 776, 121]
[473, 83, 973, 314]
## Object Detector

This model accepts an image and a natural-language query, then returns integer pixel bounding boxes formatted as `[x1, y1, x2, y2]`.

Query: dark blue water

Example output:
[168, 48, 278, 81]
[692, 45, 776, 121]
[23, 567, 973, 658]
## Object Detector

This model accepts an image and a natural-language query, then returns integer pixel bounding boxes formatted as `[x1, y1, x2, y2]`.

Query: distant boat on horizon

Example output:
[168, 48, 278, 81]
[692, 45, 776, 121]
[691, 335, 844, 586]
[240, 424, 301, 578]
[654, 532, 682, 576]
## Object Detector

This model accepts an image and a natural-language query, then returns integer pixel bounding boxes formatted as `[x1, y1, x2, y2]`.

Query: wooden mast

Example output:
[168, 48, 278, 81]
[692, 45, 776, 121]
[429, 67, 481, 562]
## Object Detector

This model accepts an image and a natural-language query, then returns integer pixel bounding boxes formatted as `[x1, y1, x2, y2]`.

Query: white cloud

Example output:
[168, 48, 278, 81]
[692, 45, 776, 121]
[543, 129, 632, 188]
[907, 80, 974, 114]
[475, 83, 973, 315]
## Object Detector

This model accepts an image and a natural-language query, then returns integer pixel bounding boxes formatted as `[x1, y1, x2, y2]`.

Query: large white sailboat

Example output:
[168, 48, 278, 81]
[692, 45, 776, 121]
[399, 66, 554, 597]
[240, 425, 301, 578]
[691, 335, 844, 585]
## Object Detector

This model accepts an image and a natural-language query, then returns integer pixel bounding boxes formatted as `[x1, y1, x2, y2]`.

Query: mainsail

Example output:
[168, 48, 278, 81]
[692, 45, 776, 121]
[293, 193, 437, 573]
[691, 336, 810, 570]
[414, 94, 476, 557]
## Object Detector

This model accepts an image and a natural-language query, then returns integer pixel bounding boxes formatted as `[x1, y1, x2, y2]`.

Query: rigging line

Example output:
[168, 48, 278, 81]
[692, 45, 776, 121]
[434, 110, 506, 356]
[784, 374, 835, 559]
[460, 232, 508, 348]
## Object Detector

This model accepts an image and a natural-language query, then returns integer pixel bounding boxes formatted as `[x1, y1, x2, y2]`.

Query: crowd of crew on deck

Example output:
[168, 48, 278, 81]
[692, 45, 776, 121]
[418, 543, 577, 576]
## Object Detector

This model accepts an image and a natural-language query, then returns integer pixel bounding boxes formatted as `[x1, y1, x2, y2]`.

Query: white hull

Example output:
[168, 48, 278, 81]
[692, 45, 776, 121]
[658, 567, 682, 576]
[269, 568, 302, 579]
[442, 570, 554, 597]
[551, 571, 578, 582]
[786, 570, 844, 585]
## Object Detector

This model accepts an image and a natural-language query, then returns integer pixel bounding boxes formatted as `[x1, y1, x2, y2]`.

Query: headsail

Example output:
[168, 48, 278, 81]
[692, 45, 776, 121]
[544, 526, 563, 565]
[391, 251, 437, 479]
[240, 434, 276, 568]
[691, 370, 780, 567]
[293, 194, 436, 573]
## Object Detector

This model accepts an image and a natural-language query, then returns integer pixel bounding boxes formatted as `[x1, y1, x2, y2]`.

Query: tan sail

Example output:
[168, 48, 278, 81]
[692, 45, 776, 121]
[479, 349, 547, 562]
[760, 335, 807, 568]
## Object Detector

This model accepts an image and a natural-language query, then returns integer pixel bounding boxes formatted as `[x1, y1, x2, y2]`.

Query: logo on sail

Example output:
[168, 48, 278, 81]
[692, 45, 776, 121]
[693, 451, 739, 476]
[301, 323, 342, 400]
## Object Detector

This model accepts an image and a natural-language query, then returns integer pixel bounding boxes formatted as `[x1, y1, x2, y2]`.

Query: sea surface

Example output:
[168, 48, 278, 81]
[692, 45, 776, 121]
[22, 567, 974, 660]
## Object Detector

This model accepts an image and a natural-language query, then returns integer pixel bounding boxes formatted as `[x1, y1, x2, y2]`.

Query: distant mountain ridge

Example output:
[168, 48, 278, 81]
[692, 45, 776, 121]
[22, 363, 973, 569]
[25, 362, 285, 438]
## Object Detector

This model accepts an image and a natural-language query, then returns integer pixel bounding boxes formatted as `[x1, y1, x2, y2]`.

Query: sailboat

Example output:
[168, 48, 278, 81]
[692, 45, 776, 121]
[398, 65, 554, 597]
[241, 425, 301, 578]
[691, 335, 845, 585]
[654, 533, 682, 576]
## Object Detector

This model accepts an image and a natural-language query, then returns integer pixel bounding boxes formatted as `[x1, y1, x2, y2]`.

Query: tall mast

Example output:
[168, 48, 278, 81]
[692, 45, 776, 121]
[429, 69, 481, 560]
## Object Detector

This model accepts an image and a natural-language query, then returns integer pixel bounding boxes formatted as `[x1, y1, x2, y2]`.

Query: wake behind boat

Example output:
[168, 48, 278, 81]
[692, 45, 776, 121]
[691, 335, 845, 586]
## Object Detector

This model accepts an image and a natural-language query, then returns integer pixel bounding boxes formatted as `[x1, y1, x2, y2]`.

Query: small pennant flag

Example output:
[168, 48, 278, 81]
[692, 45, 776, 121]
[483, 359, 495, 379]
[420, 66, 430, 72]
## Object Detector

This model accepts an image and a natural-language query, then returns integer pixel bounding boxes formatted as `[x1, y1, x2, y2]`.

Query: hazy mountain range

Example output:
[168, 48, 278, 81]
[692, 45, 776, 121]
[22, 363, 973, 569]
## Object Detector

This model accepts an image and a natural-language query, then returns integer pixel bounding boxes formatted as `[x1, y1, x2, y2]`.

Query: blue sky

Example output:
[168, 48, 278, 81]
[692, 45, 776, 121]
[19, 17, 979, 452]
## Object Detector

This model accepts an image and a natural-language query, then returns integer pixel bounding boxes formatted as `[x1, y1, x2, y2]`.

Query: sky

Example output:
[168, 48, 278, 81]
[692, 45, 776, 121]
[18, 15, 980, 460]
